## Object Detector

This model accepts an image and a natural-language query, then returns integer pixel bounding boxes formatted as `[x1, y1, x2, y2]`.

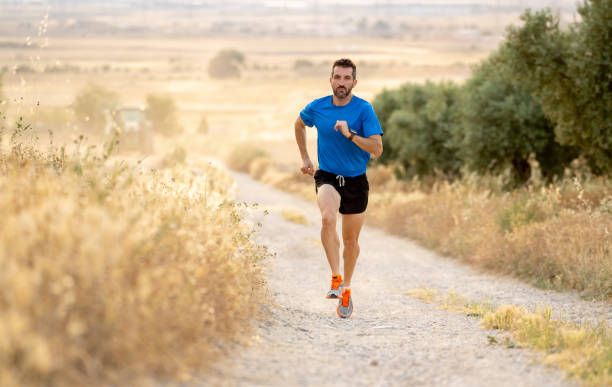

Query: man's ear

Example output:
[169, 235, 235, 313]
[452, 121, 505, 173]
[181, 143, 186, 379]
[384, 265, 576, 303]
[353, 79, 358, 87]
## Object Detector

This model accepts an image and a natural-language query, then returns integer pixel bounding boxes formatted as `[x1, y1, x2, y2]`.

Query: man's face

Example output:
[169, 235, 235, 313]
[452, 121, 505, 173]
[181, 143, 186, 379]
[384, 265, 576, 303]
[330, 66, 357, 99]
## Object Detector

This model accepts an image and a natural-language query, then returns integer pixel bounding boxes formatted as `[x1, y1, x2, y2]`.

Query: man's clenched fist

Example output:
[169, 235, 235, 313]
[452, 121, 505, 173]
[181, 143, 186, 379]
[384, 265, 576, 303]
[301, 158, 314, 176]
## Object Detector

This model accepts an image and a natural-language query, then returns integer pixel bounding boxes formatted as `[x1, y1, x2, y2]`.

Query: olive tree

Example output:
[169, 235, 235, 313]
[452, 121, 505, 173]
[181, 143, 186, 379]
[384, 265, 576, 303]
[456, 53, 577, 186]
[372, 82, 462, 179]
[503, 1, 612, 174]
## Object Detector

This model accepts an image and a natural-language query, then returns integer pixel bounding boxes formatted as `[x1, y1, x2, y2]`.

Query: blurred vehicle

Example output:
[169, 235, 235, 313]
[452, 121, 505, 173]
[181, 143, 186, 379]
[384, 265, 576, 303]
[104, 106, 154, 153]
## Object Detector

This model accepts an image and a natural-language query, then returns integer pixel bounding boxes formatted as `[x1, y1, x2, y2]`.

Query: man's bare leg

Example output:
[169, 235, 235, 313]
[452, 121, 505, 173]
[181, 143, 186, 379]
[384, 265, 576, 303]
[317, 184, 341, 274]
[341, 212, 366, 287]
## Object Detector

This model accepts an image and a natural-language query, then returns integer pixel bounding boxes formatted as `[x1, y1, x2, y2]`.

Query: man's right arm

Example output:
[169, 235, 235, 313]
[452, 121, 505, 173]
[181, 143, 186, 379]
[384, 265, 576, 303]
[295, 116, 314, 176]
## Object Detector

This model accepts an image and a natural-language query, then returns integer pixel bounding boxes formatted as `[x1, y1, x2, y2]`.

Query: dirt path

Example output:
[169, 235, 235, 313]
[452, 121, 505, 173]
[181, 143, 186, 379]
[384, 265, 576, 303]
[200, 170, 611, 387]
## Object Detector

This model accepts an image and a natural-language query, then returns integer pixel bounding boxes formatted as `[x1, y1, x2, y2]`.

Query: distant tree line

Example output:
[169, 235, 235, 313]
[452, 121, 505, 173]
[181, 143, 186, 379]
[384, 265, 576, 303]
[373, 0, 611, 187]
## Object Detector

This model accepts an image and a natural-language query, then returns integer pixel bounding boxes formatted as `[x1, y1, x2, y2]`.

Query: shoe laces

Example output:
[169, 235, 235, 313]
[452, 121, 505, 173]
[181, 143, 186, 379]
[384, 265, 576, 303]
[341, 289, 351, 307]
[331, 276, 342, 290]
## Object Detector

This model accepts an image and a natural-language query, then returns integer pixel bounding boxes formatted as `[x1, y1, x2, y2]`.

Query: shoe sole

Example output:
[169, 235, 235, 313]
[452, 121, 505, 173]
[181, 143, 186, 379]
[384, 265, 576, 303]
[336, 299, 353, 318]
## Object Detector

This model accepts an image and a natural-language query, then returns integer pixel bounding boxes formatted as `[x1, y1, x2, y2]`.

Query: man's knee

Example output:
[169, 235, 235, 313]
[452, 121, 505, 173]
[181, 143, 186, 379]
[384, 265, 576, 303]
[343, 237, 359, 250]
[321, 211, 336, 228]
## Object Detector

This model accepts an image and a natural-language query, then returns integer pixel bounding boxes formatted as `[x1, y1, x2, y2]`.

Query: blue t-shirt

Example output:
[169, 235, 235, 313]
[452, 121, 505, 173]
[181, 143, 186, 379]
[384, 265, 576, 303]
[300, 95, 383, 177]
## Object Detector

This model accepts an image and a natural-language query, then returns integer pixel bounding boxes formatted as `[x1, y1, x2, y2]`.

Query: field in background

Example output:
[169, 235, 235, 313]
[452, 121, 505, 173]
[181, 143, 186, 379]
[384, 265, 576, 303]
[0, 1, 581, 164]
[1, 29, 495, 163]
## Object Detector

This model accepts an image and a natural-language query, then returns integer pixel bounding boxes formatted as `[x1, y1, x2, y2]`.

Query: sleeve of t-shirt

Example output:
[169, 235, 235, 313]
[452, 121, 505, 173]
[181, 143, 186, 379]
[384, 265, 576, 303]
[300, 101, 315, 127]
[362, 103, 384, 137]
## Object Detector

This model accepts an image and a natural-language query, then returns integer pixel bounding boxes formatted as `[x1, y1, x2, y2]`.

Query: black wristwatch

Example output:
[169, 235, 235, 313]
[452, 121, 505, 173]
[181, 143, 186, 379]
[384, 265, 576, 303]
[348, 129, 357, 141]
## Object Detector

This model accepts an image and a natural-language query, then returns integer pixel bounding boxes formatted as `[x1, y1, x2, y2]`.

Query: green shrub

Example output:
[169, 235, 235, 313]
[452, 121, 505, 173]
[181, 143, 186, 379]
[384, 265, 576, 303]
[15, 64, 36, 73]
[208, 49, 245, 79]
[72, 83, 119, 133]
[497, 197, 547, 233]
[372, 19, 391, 36]
[293, 59, 314, 70]
[44, 63, 81, 73]
[145, 94, 182, 137]
[372, 82, 462, 179]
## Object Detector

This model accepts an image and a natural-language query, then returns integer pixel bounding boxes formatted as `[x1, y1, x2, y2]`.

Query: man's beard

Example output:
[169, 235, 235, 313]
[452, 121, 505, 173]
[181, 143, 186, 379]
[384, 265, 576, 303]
[333, 85, 353, 99]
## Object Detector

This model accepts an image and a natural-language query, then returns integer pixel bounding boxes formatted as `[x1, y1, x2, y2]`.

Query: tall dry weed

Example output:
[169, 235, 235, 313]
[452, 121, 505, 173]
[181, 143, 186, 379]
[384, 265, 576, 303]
[0, 137, 267, 386]
[370, 175, 612, 298]
[225, 143, 268, 173]
[227, 145, 315, 201]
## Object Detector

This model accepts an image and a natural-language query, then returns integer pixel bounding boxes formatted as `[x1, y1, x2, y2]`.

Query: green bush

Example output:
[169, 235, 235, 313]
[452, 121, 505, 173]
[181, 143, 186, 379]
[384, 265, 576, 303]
[15, 64, 36, 74]
[497, 196, 547, 233]
[72, 83, 119, 133]
[208, 49, 245, 79]
[145, 94, 182, 137]
[293, 59, 314, 70]
[372, 82, 462, 179]
[455, 53, 577, 186]
[372, 19, 391, 36]
[502, 1, 612, 174]
[44, 63, 81, 73]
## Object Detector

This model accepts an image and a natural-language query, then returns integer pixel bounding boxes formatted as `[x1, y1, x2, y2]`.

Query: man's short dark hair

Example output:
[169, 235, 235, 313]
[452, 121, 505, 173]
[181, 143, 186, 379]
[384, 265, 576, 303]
[331, 58, 356, 80]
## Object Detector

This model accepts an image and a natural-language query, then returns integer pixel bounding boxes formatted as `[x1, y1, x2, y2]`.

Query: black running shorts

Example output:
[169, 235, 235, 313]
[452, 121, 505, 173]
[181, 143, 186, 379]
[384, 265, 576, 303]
[314, 169, 369, 214]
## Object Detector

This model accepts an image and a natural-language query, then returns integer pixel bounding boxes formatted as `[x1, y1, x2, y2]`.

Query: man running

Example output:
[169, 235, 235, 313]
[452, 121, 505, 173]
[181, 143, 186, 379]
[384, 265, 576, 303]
[294, 58, 383, 318]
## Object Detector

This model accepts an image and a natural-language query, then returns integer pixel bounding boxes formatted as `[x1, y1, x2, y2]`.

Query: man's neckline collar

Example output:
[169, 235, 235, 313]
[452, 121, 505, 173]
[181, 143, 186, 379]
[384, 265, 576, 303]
[331, 94, 354, 107]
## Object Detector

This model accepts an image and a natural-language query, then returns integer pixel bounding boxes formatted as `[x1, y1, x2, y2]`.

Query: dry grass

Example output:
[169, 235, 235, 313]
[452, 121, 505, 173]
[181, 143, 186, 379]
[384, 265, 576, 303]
[233, 143, 612, 301]
[406, 288, 612, 386]
[226, 143, 269, 173]
[403, 287, 439, 303]
[0, 135, 268, 386]
[482, 306, 612, 386]
[281, 209, 309, 225]
[240, 152, 315, 202]
[405, 287, 494, 317]
[374, 176, 612, 299]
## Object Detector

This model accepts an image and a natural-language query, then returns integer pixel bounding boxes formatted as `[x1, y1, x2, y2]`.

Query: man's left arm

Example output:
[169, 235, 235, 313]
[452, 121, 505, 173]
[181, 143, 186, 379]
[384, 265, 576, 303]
[334, 120, 383, 158]
[351, 133, 383, 158]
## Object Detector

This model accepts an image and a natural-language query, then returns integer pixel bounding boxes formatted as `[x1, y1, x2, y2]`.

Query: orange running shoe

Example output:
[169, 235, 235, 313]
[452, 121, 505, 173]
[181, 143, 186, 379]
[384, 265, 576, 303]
[326, 274, 343, 299]
[337, 288, 353, 318]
